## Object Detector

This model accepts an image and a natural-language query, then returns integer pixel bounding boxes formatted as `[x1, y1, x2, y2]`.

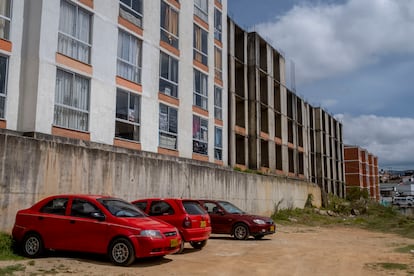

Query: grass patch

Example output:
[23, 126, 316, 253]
[0, 264, 25, 275]
[0, 233, 24, 261]
[272, 197, 414, 239]
[376, 262, 408, 270]
[395, 244, 414, 253]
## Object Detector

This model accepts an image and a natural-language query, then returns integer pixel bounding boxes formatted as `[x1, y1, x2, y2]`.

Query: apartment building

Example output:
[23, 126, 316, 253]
[0, 0, 228, 165]
[344, 145, 379, 200]
[227, 19, 345, 197]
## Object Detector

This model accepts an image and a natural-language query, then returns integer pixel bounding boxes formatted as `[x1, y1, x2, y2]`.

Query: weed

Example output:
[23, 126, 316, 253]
[0, 264, 25, 275]
[395, 245, 414, 254]
[0, 233, 24, 261]
[376, 262, 408, 270]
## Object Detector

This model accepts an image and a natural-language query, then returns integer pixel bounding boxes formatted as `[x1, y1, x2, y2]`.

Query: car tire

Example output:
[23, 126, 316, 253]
[233, 223, 249, 240]
[22, 233, 44, 258]
[109, 238, 135, 266]
[254, 235, 264, 240]
[189, 240, 207, 249]
[175, 238, 185, 254]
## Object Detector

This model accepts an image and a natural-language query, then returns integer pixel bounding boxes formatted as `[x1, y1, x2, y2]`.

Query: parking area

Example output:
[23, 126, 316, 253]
[1, 225, 413, 275]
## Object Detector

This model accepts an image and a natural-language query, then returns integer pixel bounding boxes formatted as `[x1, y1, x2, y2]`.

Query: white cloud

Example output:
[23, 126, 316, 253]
[256, 0, 414, 84]
[335, 114, 414, 169]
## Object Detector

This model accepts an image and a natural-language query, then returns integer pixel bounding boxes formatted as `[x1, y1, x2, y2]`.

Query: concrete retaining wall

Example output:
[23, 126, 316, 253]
[0, 131, 321, 232]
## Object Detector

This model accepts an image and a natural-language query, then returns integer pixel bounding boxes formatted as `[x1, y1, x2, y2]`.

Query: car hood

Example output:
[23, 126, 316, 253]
[116, 216, 176, 231]
[234, 214, 274, 223]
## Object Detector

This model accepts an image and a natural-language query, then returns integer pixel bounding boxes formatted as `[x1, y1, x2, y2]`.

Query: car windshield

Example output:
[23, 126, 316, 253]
[98, 198, 146, 218]
[183, 201, 207, 215]
[218, 201, 245, 214]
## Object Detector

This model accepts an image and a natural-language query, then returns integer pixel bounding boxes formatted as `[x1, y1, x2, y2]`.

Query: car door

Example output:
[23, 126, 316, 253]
[65, 198, 109, 253]
[37, 197, 70, 250]
[203, 201, 232, 234]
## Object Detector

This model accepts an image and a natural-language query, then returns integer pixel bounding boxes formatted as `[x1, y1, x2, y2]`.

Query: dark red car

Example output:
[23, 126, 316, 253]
[132, 198, 211, 253]
[12, 195, 181, 266]
[196, 200, 276, 240]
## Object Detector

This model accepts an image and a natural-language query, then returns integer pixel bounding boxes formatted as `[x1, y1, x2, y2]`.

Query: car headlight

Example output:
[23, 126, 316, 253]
[253, 219, 266, 225]
[140, 230, 163, 239]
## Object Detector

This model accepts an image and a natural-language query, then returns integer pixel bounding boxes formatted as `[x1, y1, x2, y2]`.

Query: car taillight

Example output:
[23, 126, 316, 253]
[183, 216, 192, 228]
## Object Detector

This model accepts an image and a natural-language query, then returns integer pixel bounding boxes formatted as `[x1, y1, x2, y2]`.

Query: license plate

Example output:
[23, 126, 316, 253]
[170, 239, 179, 248]
[270, 225, 275, 232]
[200, 221, 206, 228]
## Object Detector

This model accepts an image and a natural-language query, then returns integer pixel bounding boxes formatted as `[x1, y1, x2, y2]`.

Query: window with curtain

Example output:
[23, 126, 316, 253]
[214, 8, 222, 42]
[58, 0, 92, 64]
[115, 89, 141, 141]
[193, 24, 208, 66]
[214, 86, 222, 120]
[214, 47, 222, 80]
[159, 51, 178, 98]
[214, 127, 222, 160]
[194, 0, 208, 22]
[0, 56, 7, 119]
[119, 0, 143, 28]
[159, 103, 178, 150]
[160, 1, 179, 49]
[0, 0, 11, 40]
[117, 29, 142, 84]
[193, 115, 208, 155]
[193, 69, 208, 110]
[54, 69, 90, 132]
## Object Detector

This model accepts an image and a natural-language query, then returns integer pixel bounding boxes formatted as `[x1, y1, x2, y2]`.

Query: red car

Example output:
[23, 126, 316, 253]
[12, 195, 181, 266]
[132, 198, 211, 253]
[196, 200, 276, 240]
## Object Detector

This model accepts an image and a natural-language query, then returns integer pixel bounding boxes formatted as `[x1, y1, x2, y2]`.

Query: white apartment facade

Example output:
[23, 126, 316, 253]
[0, 0, 228, 165]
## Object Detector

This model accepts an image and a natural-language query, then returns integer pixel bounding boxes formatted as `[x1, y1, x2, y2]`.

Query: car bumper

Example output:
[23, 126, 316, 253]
[250, 224, 276, 236]
[181, 226, 212, 242]
[134, 236, 182, 258]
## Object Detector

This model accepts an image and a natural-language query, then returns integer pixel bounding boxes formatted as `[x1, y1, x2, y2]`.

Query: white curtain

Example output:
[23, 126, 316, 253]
[117, 31, 141, 83]
[0, 0, 10, 40]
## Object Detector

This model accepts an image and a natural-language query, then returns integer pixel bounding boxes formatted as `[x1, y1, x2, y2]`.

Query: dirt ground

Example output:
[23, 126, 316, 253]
[1, 225, 414, 276]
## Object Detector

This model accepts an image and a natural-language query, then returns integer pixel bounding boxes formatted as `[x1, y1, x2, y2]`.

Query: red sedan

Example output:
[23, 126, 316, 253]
[196, 199, 276, 240]
[132, 198, 211, 253]
[12, 195, 181, 266]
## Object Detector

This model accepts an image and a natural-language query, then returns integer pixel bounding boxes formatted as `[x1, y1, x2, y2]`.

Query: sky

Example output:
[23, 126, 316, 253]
[228, 0, 414, 170]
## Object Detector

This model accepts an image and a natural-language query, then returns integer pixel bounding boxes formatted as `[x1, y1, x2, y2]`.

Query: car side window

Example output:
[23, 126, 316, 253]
[204, 202, 219, 214]
[40, 198, 68, 215]
[71, 199, 100, 218]
[134, 201, 147, 211]
[149, 201, 175, 216]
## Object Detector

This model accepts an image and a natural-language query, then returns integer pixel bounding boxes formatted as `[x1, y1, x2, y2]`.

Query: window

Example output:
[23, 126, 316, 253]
[115, 89, 141, 141]
[119, 0, 143, 28]
[193, 24, 208, 65]
[71, 199, 100, 218]
[214, 47, 222, 80]
[54, 69, 90, 132]
[117, 30, 142, 83]
[159, 103, 178, 150]
[40, 198, 69, 215]
[193, 69, 208, 110]
[160, 1, 179, 49]
[193, 115, 208, 155]
[58, 0, 92, 64]
[149, 201, 175, 216]
[214, 127, 222, 160]
[0, 56, 7, 119]
[214, 86, 222, 120]
[159, 52, 178, 98]
[0, 0, 11, 40]
[194, 0, 208, 22]
[214, 8, 222, 42]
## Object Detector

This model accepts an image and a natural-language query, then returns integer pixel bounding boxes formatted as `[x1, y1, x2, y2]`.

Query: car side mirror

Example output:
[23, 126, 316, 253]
[217, 209, 225, 215]
[90, 212, 105, 221]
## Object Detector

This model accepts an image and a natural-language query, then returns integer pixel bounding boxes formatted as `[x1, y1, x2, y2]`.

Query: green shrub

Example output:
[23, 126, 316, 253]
[0, 232, 23, 260]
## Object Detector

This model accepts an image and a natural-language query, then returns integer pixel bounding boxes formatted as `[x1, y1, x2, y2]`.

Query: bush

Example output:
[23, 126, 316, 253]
[0, 232, 23, 260]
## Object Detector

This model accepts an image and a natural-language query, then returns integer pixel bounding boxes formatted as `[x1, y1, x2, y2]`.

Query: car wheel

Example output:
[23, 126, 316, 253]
[109, 238, 135, 266]
[254, 235, 264, 240]
[233, 223, 249, 240]
[189, 240, 207, 249]
[175, 239, 185, 254]
[22, 233, 44, 258]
